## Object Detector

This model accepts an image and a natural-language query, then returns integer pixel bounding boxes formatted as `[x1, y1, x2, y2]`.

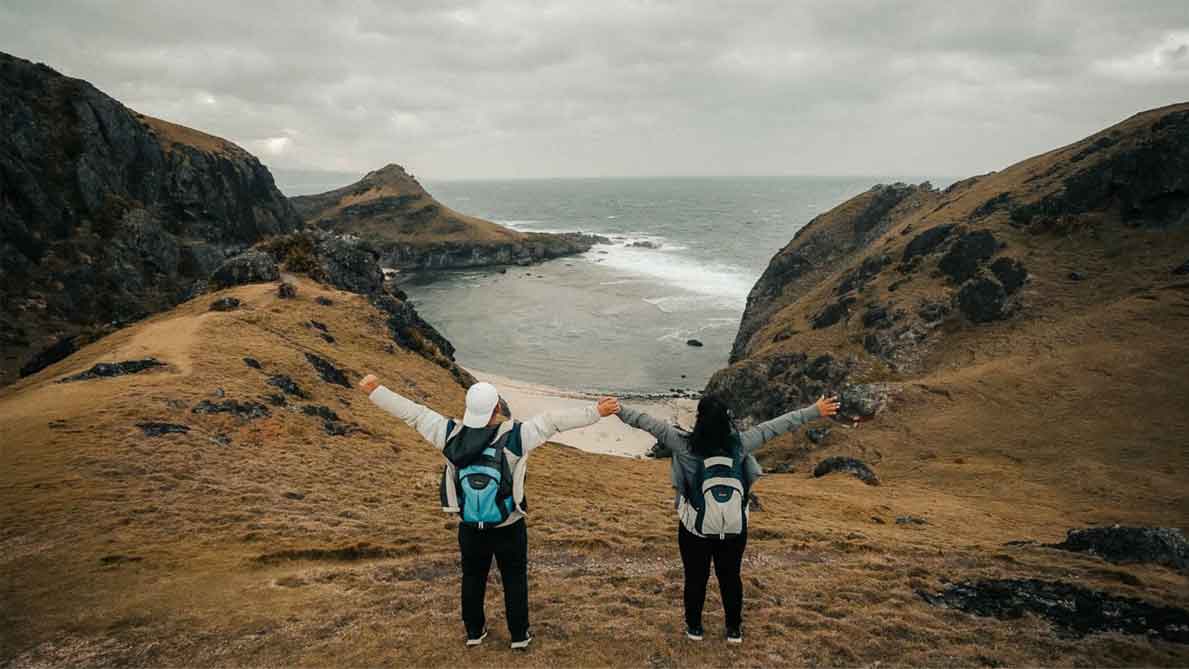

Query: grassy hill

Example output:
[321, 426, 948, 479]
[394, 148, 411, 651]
[2, 274, 1187, 666]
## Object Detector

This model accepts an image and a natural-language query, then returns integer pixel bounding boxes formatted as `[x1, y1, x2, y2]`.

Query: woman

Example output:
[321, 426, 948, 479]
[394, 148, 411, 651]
[617, 394, 840, 643]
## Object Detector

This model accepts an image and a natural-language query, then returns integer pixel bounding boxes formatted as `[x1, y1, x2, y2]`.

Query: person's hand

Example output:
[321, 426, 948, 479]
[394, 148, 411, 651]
[596, 396, 620, 417]
[359, 374, 380, 395]
[815, 395, 840, 418]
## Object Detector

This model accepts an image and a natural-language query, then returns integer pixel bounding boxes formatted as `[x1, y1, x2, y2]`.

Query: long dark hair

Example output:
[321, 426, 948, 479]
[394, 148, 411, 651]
[689, 395, 734, 457]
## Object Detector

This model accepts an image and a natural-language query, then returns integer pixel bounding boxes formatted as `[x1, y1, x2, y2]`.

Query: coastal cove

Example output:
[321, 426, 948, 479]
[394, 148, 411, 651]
[398, 176, 945, 394]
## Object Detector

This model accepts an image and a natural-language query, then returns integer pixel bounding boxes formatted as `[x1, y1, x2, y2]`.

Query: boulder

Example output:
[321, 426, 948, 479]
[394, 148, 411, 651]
[862, 305, 891, 329]
[806, 427, 830, 445]
[1049, 526, 1189, 570]
[686, 339, 704, 347]
[301, 404, 341, 422]
[990, 257, 1029, 294]
[242, 357, 262, 369]
[315, 235, 385, 295]
[1069, 271, 1087, 281]
[208, 297, 241, 312]
[837, 383, 889, 420]
[811, 297, 856, 329]
[813, 456, 880, 485]
[938, 230, 1000, 283]
[209, 251, 279, 289]
[58, 358, 165, 383]
[957, 276, 1009, 323]
[277, 282, 297, 298]
[315, 296, 335, 305]
[918, 300, 951, 323]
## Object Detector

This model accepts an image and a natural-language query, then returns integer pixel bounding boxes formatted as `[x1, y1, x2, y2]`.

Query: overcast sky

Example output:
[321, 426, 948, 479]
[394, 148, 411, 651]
[3, 1, 1187, 181]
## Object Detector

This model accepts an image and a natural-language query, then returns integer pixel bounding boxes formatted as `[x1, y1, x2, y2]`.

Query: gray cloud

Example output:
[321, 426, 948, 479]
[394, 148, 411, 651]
[2, 0, 1187, 181]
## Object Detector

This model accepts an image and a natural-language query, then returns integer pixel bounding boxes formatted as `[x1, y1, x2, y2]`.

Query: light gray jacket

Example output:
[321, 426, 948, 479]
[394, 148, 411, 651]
[618, 404, 821, 534]
[369, 386, 602, 527]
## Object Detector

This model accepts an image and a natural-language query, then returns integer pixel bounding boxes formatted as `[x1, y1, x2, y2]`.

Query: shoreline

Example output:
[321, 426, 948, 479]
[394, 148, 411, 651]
[470, 368, 697, 458]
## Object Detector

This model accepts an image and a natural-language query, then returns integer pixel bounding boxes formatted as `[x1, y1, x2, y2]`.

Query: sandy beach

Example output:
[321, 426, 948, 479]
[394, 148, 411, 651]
[470, 369, 696, 458]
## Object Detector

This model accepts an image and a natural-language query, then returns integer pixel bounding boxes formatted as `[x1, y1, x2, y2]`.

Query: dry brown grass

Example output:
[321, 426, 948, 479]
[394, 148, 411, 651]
[135, 113, 249, 158]
[1, 275, 1187, 667]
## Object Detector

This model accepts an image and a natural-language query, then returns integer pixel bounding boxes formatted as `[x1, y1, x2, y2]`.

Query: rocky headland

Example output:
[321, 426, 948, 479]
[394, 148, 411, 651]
[290, 164, 606, 270]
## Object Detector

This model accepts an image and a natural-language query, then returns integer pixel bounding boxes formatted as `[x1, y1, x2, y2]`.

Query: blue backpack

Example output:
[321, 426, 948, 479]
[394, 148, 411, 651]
[439, 420, 521, 529]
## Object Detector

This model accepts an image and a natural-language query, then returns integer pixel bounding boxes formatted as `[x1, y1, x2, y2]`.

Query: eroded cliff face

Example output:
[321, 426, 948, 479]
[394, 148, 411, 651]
[0, 52, 301, 384]
[291, 164, 605, 270]
[709, 103, 1189, 452]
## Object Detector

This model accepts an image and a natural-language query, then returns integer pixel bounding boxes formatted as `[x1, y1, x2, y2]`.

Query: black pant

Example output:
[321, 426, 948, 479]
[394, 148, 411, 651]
[677, 523, 748, 629]
[458, 519, 529, 641]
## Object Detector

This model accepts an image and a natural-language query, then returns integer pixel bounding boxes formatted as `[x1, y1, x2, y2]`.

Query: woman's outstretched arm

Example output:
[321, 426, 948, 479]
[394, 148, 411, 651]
[617, 405, 689, 456]
[738, 395, 840, 454]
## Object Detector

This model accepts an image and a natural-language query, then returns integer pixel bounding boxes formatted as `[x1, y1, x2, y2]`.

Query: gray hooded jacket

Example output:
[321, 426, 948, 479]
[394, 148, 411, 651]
[618, 403, 821, 534]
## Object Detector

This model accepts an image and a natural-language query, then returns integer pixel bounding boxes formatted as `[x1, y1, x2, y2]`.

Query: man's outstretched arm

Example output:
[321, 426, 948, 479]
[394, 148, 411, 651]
[360, 373, 451, 450]
[518, 397, 619, 454]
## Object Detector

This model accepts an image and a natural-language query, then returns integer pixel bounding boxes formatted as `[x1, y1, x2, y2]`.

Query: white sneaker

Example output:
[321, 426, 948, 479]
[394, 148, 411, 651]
[510, 632, 534, 650]
[466, 628, 488, 647]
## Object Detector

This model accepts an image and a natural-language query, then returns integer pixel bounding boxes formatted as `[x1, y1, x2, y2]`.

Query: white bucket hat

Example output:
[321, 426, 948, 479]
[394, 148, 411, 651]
[462, 382, 500, 428]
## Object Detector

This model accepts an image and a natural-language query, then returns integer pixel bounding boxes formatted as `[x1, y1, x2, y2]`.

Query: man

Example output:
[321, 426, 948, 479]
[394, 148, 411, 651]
[358, 373, 619, 650]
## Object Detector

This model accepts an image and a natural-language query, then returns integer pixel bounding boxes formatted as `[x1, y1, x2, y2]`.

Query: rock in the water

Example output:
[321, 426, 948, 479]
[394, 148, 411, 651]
[192, 399, 271, 419]
[1049, 526, 1189, 570]
[938, 230, 1001, 283]
[629, 240, 660, 249]
[957, 276, 1009, 323]
[305, 352, 350, 387]
[813, 456, 880, 485]
[59, 358, 165, 383]
[806, 427, 830, 445]
[902, 224, 956, 261]
[210, 251, 280, 289]
[686, 339, 704, 347]
[278, 282, 297, 298]
[136, 421, 190, 437]
[1173, 260, 1189, 275]
[918, 579, 1189, 643]
[267, 375, 309, 398]
[208, 297, 241, 312]
[242, 357, 262, 369]
[990, 257, 1029, 294]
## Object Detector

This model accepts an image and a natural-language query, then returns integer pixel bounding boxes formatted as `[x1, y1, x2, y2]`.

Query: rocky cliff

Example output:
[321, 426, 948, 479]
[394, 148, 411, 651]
[708, 103, 1189, 478]
[290, 164, 604, 269]
[0, 51, 301, 385]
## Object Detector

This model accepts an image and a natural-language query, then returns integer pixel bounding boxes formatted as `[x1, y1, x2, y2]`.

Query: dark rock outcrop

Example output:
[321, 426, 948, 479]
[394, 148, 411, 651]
[918, 579, 1189, 643]
[58, 358, 164, 383]
[304, 353, 350, 388]
[902, 224, 955, 262]
[686, 339, 704, 347]
[277, 282, 297, 299]
[242, 357, 262, 369]
[208, 297, 241, 312]
[1049, 526, 1189, 570]
[371, 294, 475, 387]
[705, 351, 851, 426]
[136, 421, 190, 437]
[813, 456, 880, 485]
[957, 276, 1009, 323]
[209, 252, 279, 289]
[267, 375, 309, 399]
[938, 230, 1001, 283]
[192, 399, 271, 419]
[18, 334, 84, 378]
[0, 52, 300, 385]
[990, 257, 1029, 294]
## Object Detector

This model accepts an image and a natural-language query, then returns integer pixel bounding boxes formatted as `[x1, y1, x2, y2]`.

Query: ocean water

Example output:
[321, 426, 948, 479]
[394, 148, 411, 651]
[393, 177, 936, 394]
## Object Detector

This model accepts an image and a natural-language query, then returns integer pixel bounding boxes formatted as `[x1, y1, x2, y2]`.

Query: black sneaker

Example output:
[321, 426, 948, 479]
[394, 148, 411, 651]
[686, 625, 704, 641]
[510, 632, 533, 650]
[465, 627, 488, 647]
[726, 625, 742, 644]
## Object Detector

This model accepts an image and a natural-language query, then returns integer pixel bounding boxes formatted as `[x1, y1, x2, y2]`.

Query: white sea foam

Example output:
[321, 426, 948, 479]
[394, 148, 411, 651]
[592, 244, 752, 303]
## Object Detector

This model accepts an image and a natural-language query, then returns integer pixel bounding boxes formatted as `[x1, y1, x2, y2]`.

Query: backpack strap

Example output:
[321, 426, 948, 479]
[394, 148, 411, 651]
[439, 419, 466, 513]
